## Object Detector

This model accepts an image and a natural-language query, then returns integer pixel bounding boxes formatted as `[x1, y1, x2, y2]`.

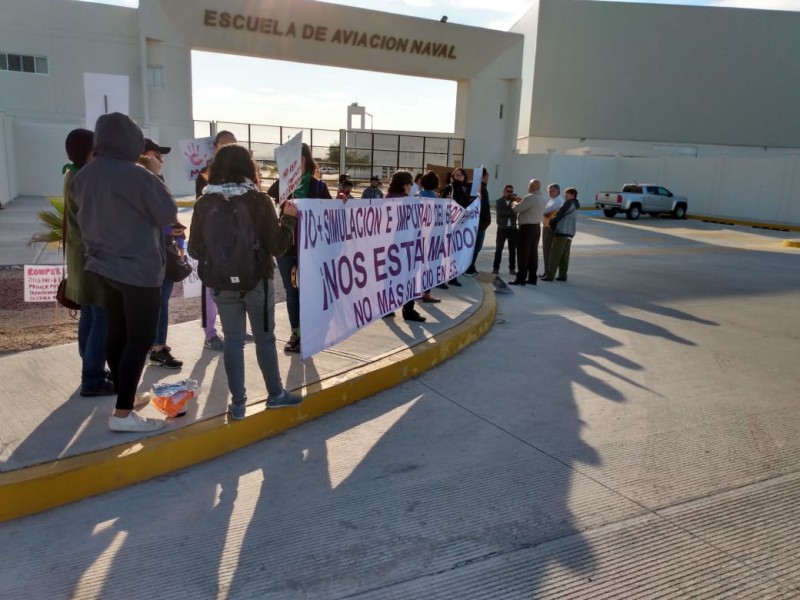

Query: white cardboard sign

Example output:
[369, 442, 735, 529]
[84, 73, 129, 129]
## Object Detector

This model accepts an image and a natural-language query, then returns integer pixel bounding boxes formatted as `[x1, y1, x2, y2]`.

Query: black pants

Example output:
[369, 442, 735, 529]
[514, 224, 540, 283]
[101, 277, 161, 411]
[493, 227, 517, 271]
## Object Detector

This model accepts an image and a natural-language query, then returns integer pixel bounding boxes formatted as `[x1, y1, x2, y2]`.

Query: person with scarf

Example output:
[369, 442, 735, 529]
[438, 167, 473, 287]
[188, 144, 303, 420]
[385, 170, 427, 322]
[189, 144, 302, 419]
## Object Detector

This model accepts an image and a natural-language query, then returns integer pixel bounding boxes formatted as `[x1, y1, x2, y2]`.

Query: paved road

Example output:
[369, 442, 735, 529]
[1, 213, 799, 599]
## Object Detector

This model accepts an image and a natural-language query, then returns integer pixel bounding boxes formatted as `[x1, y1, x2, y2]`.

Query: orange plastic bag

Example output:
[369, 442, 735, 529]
[151, 379, 198, 417]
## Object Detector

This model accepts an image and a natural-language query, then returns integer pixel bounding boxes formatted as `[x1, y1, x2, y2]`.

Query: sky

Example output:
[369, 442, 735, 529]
[83, 0, 800, 133]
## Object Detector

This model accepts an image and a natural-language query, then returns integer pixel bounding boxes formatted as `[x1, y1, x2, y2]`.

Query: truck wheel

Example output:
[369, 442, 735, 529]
[672, 204, 687, 219]
[603, 209, 617, 218]
[626, 205, 641, 220]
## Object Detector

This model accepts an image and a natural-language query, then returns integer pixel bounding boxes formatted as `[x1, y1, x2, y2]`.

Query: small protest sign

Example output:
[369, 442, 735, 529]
[84, 73, 129, 129]
[24, 265, 64, 303]
[179, 137, 215, 181]
[274, 132, 303, 205]
[470, 165, 484, 198]
[182, 257, 202, 298]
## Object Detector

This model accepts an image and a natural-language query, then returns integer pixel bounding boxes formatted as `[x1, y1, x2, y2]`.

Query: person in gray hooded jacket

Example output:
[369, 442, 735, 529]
[72, 112, 177, 433]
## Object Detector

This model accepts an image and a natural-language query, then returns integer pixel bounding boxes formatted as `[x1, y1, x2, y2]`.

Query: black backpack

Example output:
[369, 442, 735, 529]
[199, 193, 263, 291]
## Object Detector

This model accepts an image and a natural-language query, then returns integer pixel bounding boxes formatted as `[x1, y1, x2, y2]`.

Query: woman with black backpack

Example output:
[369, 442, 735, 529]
[189, 144, 303, 420]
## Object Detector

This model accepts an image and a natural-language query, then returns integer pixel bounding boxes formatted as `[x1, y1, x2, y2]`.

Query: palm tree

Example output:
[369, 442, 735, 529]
[28, 194, 65, 247]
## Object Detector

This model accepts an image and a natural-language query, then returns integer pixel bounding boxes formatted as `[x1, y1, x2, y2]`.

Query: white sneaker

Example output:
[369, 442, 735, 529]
[109, 411, 165, 433]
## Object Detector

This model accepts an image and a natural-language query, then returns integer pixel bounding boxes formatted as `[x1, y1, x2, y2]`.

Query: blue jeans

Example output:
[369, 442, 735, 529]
[469, 227, 487, 270]
[213, 279, 285, 407]
[276, 254, 299, 332]
[78, 304, 108, 391]
[154, 279, 174, 346]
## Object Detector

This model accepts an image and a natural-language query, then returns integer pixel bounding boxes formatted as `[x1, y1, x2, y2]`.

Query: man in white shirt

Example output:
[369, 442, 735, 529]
[541, 183, 563, 277]
[509, 179, 547, 286]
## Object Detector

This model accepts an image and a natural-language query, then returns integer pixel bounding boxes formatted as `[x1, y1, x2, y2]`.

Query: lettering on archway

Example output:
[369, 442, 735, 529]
[203, 10, 457, 59]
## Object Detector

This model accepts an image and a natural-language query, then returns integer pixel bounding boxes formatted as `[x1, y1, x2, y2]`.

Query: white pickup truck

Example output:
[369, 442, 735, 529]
[595, 184, 688, 220]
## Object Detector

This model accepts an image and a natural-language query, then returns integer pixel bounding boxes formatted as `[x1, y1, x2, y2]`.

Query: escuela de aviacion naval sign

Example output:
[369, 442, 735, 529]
[203, 10, 458, 60]
[296, 196, 479, 359]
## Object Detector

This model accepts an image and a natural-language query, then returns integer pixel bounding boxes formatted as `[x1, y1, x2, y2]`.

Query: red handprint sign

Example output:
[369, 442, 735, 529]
[178, 137, 215, 180]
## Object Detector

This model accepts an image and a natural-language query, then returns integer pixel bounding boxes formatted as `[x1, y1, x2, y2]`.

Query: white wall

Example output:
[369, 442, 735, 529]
[511, 153, 800, 225]
[515, 0, 800, 149]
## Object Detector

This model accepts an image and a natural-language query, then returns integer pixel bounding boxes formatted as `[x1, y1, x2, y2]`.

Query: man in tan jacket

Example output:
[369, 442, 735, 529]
[509, 179, 547, 286]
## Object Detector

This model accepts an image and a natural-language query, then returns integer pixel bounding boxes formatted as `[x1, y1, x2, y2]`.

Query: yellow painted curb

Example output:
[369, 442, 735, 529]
[176, 199, 196, 208]
[0, 283, 496, 522]
[783, 239, 800, 248]
[687, 214, 800, 233]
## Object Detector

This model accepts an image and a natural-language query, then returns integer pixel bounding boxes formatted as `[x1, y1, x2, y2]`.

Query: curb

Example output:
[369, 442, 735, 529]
[783, 239, 800, 248]
[0, 283, 496, 522]
[686, 214, 800, 233]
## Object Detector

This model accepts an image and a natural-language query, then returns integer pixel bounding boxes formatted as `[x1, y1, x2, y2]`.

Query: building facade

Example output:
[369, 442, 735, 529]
[1, 0, 798, 223]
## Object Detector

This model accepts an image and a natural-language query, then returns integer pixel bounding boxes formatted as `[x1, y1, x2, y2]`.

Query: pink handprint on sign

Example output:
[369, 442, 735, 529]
[179, 137, 215, 181]
[184, 142, 207, 167]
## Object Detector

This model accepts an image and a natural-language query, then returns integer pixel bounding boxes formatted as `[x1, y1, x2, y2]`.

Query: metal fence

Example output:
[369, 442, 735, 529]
[194, 120, 465, 188]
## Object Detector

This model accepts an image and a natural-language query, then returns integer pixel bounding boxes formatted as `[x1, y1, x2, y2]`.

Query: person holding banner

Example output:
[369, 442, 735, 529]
[418, 171, 444, 303]
[63, 128, 114, 397]
[438, 168, 473, 287]
[195, 130, 238, 352]
[267, 142, 332, 354]
[465, 169, 492, 276]
[385, 170, 427, 322]
[189, 144, 302, 419]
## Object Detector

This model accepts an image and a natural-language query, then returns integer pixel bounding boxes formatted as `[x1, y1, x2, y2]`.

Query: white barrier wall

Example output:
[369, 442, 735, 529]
[512, 153, 800, 225]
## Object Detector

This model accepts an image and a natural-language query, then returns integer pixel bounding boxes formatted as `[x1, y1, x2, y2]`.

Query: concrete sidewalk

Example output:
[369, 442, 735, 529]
[0, 275, 495, 519]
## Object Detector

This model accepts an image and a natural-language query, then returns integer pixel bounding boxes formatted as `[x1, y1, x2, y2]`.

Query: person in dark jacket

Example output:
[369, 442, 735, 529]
[266, 142, 332, 354]
[63, 128, 113, 397]
[138, 137, 185, 370]
[195, 130, 237, 352]
[492, 184, 519, 275]
[542, 187, 580, 282]
[438, 168, 473, 287]
[189, 144, 302, 419]
[385, 170, 426, 322]
[73, 112, 177, 433]
[465, 168, 491, 276]
[361, 175, 384, 199]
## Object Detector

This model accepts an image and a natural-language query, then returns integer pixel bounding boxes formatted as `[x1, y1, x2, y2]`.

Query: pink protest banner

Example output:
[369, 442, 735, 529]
[24, 265, 64, 303]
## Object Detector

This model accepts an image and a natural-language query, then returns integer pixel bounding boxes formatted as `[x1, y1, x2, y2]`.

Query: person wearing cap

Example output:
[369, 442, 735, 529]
[63, 128, 114, 397]
[361, 175, 384, 199]
[139, 138, 185, 370]
[73, 112, 178, 433]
